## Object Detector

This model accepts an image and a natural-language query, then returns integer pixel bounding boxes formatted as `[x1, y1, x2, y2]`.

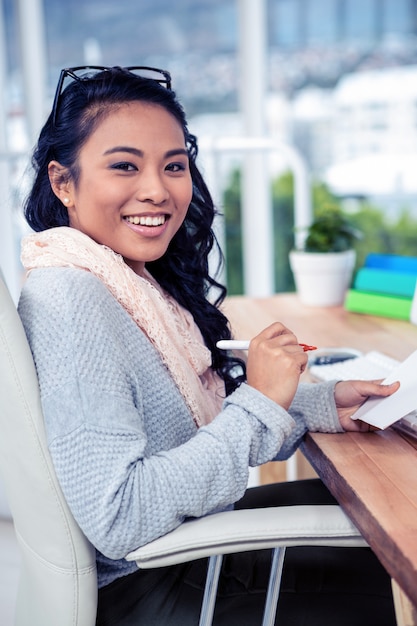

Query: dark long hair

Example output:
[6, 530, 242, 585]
[24, 67, 245, 394]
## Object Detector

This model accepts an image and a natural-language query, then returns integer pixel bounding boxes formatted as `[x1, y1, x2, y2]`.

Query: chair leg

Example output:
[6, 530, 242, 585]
[261, 547, 286, 626]
[199, 548, 285, 626]
[199, 554, 224, 626]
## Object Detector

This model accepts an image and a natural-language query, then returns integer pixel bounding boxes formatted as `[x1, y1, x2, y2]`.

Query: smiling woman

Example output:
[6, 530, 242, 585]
[16, 66, 397, 626]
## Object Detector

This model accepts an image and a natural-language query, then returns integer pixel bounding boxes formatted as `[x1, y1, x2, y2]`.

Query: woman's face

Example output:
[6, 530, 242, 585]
[53, 102, 193, 275]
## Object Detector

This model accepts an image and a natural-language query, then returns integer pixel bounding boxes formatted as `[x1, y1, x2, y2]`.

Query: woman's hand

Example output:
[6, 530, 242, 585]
[334, 379, 400, 431]
[246, 322, 308, 410]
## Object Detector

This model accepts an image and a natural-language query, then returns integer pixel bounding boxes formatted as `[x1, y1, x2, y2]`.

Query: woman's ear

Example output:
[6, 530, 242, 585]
[48, 161, 74, 207]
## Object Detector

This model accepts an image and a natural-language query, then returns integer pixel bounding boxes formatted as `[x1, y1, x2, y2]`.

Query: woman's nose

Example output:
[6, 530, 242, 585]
[136, 170, 169, 205]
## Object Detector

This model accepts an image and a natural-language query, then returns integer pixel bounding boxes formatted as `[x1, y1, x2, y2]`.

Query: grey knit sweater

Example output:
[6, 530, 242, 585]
[18, 267, 342, 588]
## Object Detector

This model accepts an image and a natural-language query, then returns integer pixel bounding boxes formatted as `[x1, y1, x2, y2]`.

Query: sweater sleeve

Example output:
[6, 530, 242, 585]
[41, 382, 297, 561]
[274, 380, 343, 460]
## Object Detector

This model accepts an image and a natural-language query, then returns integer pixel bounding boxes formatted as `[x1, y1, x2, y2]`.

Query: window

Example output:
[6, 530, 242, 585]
[383, 0, 412, 35]
[306, 0, 338, 44]
[270, 0, 301, 48]
[345, 0, 378, 41]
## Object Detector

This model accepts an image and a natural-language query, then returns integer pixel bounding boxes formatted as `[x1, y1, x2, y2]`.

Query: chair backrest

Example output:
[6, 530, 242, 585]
[0, 271, 97, 626]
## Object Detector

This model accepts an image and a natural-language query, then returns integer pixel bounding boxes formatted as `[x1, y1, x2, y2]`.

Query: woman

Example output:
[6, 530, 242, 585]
[18, 66, 398, 625]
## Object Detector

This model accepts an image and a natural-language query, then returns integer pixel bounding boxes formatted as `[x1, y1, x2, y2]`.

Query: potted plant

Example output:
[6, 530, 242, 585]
[289, 204, 361, 306]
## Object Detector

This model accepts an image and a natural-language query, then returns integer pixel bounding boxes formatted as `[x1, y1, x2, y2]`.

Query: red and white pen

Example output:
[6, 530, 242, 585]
[216, 340, 317, 352]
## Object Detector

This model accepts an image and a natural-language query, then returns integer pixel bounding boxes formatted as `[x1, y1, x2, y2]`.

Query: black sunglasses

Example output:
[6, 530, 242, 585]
[51, 65, 172, 127]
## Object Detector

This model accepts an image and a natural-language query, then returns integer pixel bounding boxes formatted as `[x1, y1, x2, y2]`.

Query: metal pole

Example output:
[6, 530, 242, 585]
[0, 0, 20, 301]
[16, 0, 48, 145]
[238, 0, 274, 296]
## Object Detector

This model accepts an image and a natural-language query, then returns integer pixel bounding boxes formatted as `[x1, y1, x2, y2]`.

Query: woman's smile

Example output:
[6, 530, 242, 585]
[124, 214, 167, 227]
[123, 213, 170, 237]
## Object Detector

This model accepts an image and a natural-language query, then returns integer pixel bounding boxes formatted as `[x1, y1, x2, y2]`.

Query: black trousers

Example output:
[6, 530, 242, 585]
[96, 479, 396, 626]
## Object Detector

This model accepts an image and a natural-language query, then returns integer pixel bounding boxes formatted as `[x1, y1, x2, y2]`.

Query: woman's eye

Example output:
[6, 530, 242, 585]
[166, 162, 186, 173]
[112, 162, 136, 172]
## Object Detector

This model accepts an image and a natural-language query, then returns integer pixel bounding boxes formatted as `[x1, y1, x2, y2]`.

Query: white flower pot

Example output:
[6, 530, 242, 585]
[289, 249, 356, 307]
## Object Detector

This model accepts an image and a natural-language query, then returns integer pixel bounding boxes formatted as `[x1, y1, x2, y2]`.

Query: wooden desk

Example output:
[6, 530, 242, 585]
[222, 293, 417, 619]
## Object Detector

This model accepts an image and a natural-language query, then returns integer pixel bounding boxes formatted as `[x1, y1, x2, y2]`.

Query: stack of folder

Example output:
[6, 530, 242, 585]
[345, 253, 417, 320]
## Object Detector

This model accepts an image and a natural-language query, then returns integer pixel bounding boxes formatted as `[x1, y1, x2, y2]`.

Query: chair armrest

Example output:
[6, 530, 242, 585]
[126, 504, 367, 569]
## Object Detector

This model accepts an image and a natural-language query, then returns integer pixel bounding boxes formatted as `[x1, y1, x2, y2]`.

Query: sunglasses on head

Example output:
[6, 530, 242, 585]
[51, 65, 172, 127]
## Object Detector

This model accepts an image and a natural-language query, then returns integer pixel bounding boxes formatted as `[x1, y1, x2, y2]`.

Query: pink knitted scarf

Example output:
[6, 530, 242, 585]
[21, 227, 225, 427]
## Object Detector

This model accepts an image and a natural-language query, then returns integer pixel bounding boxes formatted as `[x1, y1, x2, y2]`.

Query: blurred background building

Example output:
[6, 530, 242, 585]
[4, 0, 417, 120]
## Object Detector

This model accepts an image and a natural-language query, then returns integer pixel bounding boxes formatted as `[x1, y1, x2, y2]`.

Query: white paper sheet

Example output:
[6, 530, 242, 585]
[351, 349, 417, 429]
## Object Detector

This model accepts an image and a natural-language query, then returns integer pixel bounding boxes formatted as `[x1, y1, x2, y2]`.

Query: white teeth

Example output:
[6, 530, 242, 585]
[125, 215, 166, 226]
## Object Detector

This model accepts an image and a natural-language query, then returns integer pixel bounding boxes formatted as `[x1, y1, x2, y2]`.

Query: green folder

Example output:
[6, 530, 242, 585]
[345, 289, 412, 320]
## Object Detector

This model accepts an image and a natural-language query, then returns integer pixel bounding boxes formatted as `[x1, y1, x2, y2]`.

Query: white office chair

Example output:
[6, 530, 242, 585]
[0, 269, 366, 626]
[0, 270, 97, 626]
